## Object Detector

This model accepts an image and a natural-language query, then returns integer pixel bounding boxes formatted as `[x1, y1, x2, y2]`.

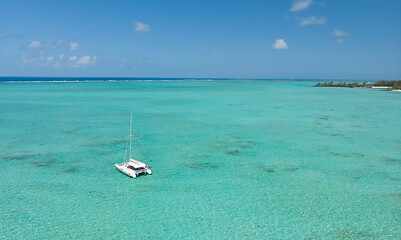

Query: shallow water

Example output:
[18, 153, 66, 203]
[0, 80, 400, 239]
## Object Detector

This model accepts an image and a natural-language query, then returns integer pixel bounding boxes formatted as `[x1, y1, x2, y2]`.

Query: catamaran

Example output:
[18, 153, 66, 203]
[115, 114, 152, 178]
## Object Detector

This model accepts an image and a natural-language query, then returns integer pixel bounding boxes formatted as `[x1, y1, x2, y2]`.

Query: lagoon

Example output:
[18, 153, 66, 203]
[0, 80, 400, 239]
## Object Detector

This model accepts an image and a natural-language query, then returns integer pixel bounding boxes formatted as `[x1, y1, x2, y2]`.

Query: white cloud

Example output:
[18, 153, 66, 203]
[336, 39, 344, 43]
[76, 55, 97, 65]
[77, 56, 90, 65]
[22, 54, 34, 64]
[21, 51, 98, 68]
[24, 39, 82, 52]
[332, 29, 351, 36]
[134, 21, 150, 32]
[298, 16, 326, 26]
[21, 52, 54, 66]
[46, 38, 66, 49]
[210, 50, 218, 55]
[26, 41, 41, 49]
[272, 39, 288, 49]
[290, 0, 312, 12]
[69, 41, 80, 50]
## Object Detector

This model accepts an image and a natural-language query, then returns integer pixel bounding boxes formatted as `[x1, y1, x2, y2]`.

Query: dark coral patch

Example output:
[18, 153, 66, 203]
[31, 158, 55, 168]
[260, 166, 276, 173]
[379, 157, 400, 164]
[80, 138, 126, 147]
[328, 151, 365, 158]
[225, 149, 241, 156]
[284, 166, 301, 172]
[60, 166, 79, 173]
[61, 126, 87, 134]
[207, 135, 257, 157]
[0, 152, 50, 162]
[182, 161, 218, 170]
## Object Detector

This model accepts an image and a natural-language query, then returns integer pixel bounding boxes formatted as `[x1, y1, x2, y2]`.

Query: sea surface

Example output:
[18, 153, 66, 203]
[0, 79, 400, 239]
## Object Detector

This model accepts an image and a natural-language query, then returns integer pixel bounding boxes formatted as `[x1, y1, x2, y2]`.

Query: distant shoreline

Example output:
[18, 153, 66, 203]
[315, 80, 401, 92]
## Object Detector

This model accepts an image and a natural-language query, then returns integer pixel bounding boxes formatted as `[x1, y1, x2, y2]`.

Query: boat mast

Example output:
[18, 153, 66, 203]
[129, 113, 132, 160]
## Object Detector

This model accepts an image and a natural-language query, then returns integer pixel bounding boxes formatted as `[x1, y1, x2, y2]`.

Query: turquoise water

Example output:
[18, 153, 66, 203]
[0, 80, 400, 239]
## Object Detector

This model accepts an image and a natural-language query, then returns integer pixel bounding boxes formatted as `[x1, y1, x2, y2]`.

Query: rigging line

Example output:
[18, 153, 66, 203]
[124, 134, 129, 162]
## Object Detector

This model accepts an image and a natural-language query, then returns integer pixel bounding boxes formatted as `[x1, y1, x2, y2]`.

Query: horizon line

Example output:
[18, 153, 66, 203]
[0, 76, 396, 81]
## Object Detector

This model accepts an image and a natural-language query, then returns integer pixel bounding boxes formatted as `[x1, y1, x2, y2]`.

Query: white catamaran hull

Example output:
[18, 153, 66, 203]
[115, 163, 152, 178]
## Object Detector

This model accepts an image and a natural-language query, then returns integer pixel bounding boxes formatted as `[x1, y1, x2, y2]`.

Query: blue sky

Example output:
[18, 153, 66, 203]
[0, 0, 400, 79]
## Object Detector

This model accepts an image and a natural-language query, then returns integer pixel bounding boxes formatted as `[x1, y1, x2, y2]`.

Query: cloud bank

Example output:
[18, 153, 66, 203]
[21, 38, 97, 68]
